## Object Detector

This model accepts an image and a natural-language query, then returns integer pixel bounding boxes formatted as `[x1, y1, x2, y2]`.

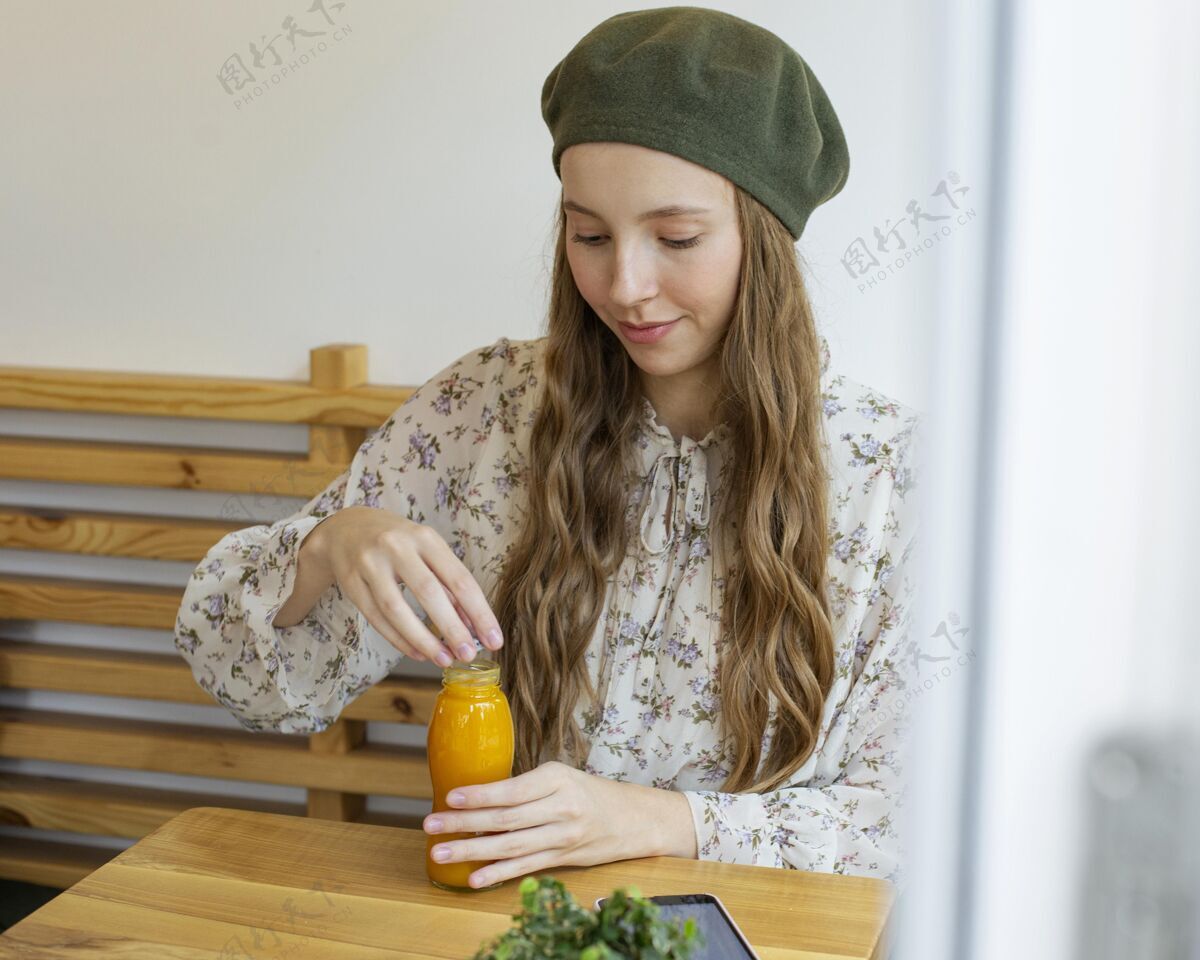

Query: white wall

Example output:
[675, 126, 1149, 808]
[1, 0, 946, 405]
[0, 1, 944, 855]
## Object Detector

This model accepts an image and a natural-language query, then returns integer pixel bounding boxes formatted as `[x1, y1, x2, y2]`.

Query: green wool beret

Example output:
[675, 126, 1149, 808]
[540, 6, 850, 241]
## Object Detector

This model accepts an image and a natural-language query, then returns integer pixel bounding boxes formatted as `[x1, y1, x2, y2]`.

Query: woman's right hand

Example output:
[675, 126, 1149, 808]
[307, 506, 503, 667]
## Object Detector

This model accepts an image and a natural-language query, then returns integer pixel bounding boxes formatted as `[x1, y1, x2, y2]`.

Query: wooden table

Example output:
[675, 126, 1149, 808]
[0, 806, 894, 959]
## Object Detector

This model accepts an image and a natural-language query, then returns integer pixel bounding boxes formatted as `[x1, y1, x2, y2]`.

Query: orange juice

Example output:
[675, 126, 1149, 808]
[425, 657, 514, 891]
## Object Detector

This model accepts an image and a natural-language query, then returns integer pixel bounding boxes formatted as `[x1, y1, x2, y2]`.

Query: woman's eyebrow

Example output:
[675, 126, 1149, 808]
[562, 200, 711, 222]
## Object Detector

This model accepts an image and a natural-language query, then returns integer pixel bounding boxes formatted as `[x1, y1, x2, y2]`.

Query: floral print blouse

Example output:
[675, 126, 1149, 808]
[175, 334, 921, 884]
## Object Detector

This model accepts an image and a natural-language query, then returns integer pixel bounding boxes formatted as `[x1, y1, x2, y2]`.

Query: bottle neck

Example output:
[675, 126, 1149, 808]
[441, 657, 502, 695]
[442, 679, 503, 700]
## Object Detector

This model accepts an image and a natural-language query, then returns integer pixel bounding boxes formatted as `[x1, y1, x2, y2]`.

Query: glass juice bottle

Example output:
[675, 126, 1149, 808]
[425, 657, 514, 892]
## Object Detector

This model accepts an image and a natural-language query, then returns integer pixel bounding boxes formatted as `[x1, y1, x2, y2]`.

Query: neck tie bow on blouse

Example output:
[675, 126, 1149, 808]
[636, 391, 734, 557]
[639, 439, 715, 555]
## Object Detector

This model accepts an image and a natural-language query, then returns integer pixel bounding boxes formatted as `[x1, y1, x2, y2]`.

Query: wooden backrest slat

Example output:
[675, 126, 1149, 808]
[0, 436, 342, 496]
[0, 771, 303, 839]
[0, 639, 437, 724]
[0, 363, 412, 427]
[0, 507, 244, 561]
[0, 708, 432, 797]
[0, 772, 422, 840]
[0, 575, 182, 630]
[0, 835, 114, 889]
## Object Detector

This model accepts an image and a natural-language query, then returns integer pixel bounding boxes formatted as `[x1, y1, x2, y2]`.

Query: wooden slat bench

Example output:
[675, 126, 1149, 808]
[0, 345, 437, 888]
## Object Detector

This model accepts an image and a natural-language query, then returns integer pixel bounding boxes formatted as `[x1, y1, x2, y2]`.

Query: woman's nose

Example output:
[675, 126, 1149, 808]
[608, 243, 659, 307]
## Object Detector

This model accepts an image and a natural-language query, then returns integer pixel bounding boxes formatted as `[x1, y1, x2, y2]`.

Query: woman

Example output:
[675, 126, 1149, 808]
[176, 7, 920, 888]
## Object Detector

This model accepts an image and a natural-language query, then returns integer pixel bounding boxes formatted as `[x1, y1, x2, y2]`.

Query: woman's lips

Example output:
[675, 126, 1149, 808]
[618, 318, 679, 344]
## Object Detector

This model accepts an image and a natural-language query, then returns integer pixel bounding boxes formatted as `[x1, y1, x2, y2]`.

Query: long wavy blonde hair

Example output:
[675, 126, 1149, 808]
[490, 185, 836, 794]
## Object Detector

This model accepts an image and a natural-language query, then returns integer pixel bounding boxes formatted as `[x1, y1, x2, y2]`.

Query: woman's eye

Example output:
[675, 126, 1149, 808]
[569, 234, 702, 250]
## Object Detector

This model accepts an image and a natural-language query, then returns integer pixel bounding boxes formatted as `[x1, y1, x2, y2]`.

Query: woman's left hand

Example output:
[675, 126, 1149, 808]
[422, 760, 698, 888]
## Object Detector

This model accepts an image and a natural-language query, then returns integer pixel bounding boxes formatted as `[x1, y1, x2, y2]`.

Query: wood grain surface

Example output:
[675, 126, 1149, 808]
[0, 639, 439, 723]
[0, 361, 413, 426]
[0, 806, 894, 959]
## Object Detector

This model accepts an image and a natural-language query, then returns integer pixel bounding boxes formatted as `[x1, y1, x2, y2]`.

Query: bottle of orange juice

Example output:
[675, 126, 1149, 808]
[425, 657, 514, 891]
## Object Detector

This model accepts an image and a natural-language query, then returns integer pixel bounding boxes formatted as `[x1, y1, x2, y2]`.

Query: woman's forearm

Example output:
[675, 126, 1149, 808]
[272, 521, 336, 628]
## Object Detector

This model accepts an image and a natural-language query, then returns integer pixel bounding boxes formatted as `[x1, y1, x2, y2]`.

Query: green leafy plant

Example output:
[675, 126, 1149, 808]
[471, 875, 704, 959]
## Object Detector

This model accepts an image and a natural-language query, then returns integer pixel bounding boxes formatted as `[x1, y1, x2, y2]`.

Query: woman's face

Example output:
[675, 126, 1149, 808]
[560, 142, 743, 383]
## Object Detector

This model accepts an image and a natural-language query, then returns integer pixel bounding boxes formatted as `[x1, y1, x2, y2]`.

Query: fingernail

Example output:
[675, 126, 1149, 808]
[432, 846, 450, 862]
[425, 818, 443, 833]
[488, 628, 503, 649]
[436, 651, 453, 668]
[470, 873, 487, 888]
[447, 791, 465, 806]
